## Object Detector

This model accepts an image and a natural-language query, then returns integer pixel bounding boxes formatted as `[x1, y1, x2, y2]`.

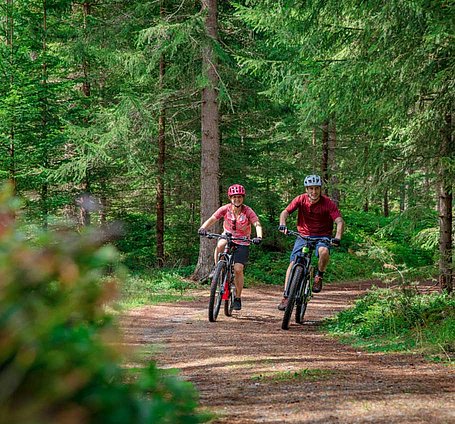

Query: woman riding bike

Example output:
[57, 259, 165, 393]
[198, 184, 263, 311]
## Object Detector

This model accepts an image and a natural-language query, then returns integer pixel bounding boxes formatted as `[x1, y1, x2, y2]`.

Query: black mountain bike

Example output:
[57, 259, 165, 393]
[280, 230, 335, 330]
[201, 232, 253, 322]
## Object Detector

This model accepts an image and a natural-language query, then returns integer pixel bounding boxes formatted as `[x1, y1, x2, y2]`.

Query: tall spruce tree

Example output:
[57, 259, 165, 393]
[193, 0, 220, 280]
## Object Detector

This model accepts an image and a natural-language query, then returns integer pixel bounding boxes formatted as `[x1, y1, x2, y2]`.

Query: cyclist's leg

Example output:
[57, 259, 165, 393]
[316, 245, 330, 272]
[233, 262, 244, 297]
[314, 240, 331, 293]
[314, 239, 331, 272]
[208, 239, 227, 280]
[214, 239, 227, 264]
[232, 245, 249, 297]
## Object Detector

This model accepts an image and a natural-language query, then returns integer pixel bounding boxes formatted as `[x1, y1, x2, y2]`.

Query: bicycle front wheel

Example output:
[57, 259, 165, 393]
[282, 265, 303, 330]
[296, 273, 311, 324]
[208, 261, 226, 322]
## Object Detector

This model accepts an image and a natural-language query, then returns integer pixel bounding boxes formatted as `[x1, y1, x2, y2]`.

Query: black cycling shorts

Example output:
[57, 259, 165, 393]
[232, 244, 249, 265]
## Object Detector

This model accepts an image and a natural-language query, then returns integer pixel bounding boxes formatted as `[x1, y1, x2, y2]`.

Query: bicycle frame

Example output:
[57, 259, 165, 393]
[203, 232, 253, 322]
[286, 247, 312, 299]
[217, 245, 236, 301]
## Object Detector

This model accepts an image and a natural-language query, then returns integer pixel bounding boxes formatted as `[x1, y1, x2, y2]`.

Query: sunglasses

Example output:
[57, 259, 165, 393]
[232, 219, 236, 231]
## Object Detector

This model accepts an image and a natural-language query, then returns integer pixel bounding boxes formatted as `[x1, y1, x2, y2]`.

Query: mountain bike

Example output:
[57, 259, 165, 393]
[200, 232, 253, 322]
[280, 230, 335, 330]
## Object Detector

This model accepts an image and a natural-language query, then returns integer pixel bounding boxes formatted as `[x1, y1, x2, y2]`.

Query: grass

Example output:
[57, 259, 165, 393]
[251, 368, 334, 383]
[118, 270, 200, 308]
[324, 285, 455, 363]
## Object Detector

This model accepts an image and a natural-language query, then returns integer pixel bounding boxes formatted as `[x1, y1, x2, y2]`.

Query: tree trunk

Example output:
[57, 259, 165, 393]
[6, 0, 16, 195]
[80, 1, 91, 227]
[79, 180, 91, 226]
[399, 183, 406, 212]
[82, 2, 91, 98]
[328, 118, 340, 205]
[383, 163, 389, 217]
[438, 183, 452, 293]
[156, 48, 166, 267]
[193, 0, 220, 280]
[321, 121, 329, 195]
[41, 0, 49, 229]
[100, 182, 107, 224]
[363, 145, 369, 212]
[383, 189, 389, 217]
[438, 113, 453, 293]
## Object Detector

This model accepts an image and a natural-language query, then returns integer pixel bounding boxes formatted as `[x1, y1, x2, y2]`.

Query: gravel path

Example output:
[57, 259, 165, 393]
[121, 282, 455, 423]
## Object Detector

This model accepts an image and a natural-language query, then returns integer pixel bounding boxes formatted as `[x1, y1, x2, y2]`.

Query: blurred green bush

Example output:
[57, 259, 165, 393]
[0, 184, 207, 424]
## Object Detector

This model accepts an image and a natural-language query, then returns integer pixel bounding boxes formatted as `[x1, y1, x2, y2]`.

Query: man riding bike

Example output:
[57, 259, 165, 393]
[198, 184, 263, 311]
[277, 175, 344, 310]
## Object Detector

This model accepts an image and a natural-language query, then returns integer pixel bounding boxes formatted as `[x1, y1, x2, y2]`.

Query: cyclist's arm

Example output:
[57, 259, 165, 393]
[199, 215, 218, 231]
[279, 209, 289, 227]
[334, 216, 344, 240]
[252, 220, 263, 238]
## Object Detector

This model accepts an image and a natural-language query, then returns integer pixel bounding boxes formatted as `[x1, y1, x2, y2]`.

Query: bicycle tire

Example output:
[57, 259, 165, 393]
[224, 276, 235, 317]
[296, 273, 311, 324]
[208, 261, 226, 322]
[282, 265, 303, 330]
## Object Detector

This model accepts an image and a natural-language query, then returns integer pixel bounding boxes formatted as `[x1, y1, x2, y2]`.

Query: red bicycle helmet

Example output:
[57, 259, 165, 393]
[227, 184, 246, 197]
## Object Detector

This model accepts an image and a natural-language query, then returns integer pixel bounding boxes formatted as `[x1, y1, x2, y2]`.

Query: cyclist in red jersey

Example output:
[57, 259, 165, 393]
[277, 175, 344, 310]
[198, 184, 263, 311]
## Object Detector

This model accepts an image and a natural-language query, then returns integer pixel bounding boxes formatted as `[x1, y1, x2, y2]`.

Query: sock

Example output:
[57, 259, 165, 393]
[316, 270, 324, 278]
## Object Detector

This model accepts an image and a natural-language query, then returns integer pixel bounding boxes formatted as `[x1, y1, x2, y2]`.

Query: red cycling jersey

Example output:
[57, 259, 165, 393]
[286, 194, 341, 236]
[213, 204, 259, 245]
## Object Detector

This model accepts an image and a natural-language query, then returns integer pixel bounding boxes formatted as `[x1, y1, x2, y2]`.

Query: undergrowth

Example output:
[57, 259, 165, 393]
[120, 267, 199, 308]
[324, 285, 455, 363]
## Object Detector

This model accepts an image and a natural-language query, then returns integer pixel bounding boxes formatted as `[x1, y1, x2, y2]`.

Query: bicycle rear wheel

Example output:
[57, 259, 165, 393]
[208, 261, 226, 322]
[224, 277, 235, 316]
[282, 265, 303, 330]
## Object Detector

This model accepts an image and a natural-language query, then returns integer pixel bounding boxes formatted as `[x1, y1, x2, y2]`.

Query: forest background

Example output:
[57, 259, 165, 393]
[0, 1, 454, 422]
[1, 0, 454, 287]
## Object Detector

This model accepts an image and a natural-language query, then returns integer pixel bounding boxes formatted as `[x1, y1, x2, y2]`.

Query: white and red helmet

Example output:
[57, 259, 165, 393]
[227, 184, 246, 197]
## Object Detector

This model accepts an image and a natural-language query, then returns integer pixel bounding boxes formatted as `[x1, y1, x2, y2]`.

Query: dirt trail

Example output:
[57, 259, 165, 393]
[121, 282, 455, 423]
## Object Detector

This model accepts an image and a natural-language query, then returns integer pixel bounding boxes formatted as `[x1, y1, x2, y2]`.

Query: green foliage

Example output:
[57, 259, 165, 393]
[246, 250, 288, 286]
[340, 210, 436, 280]
[246, 209, 436, 286]
[328, 250, 383, 283]
[234, 0, 454, 225]
[325, 286, 455, 362]
[113, 211, 201, 270]
[114, 213, 156, 269]
[120, 270, 199, 308]
[251, 368, 334, 383]
[1, 0, 452, 281]
[0, 186, 207, 424]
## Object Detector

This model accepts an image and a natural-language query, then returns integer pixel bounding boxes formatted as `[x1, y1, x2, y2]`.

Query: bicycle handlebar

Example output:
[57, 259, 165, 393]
[283, 230, 335, 245]
[200, 232, 254, 244]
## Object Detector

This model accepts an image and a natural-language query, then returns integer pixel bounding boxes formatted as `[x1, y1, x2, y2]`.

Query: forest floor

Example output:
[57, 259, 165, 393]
[121, 281, 455, 423]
